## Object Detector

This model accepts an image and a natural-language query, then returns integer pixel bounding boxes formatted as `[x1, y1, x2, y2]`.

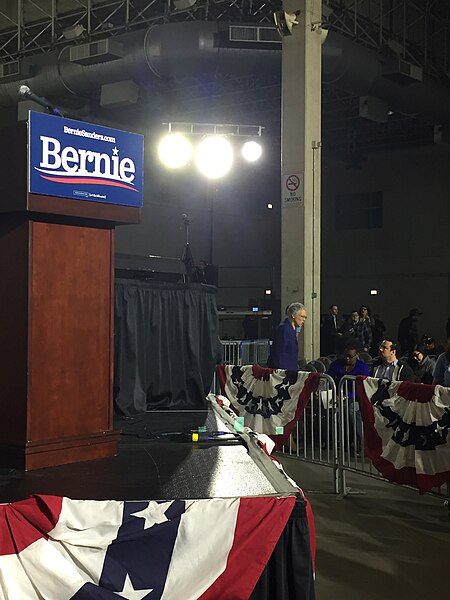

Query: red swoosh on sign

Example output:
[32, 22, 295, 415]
[40, 175, 138, 192]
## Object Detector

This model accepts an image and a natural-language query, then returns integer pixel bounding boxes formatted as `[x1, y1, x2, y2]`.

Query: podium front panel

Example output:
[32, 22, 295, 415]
[28, 221, 114, 441]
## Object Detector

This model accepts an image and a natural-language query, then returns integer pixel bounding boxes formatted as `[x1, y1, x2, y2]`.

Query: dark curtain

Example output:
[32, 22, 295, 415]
[251, 499, 316, 600]
[114, 279, 221, 415]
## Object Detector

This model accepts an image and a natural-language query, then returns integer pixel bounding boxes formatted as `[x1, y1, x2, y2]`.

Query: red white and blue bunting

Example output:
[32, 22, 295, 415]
[217, 365, 320, 447]
[356, 377, 450, 494]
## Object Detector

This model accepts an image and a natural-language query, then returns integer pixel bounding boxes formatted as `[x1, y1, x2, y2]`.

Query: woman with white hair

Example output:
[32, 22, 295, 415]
[267, 302, 307, 370]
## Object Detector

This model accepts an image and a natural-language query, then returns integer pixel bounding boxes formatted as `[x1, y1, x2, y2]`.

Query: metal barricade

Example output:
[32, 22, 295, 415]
[240, 339, 271, 366]
[337, 375, 450, 502]
[211, 368, 450, 502]
[281, 373, 341, 494]
[220, 339, 271, 366]
[220, 340, 241, 365]
[211, 368, 339, 491]
[211, 340, 271, 396]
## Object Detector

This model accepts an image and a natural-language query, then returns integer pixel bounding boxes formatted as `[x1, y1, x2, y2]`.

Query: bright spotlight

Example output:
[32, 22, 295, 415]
[195, 136, 234, 179]
[158, 133, 193, 169]
[241, 140, 262, 162]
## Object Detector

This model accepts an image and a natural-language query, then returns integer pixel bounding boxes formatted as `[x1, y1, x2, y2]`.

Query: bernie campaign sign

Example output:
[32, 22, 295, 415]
[28, 111, 144, 207]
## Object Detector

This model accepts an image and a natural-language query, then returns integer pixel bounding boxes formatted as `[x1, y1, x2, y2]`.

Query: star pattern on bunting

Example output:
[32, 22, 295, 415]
[130, 502, 170, 530]
[114, 573, 153, 599]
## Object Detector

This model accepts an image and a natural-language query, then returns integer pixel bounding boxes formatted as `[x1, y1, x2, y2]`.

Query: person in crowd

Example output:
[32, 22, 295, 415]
[371, 313, 386, 354]
[371, 339, 415, 381]
[446, 317, 450, 341]
[320, 304, 343, 356]
[353, 308, 372, 353]
[327, 341, 370, 452]
[342, 310, 360, 338]
[421, 335, 436, 354]
[397, 308, 421, 357]
[267, 302, 307, 370]
[432, 342, 450, 387]
[359, 305, 374, 328]
[412, 345, 436, 384]
[420, 335, 445, 357]
[195, 259, 208, 284]
[242, 315, 258, 340]
[327, 340, 370, 382]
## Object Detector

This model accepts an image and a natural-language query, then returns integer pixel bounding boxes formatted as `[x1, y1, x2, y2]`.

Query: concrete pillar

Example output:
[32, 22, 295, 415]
[281, 0, 323, 362]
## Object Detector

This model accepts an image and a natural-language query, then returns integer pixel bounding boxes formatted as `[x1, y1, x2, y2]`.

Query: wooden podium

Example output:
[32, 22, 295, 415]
[0, 117, 142, 470]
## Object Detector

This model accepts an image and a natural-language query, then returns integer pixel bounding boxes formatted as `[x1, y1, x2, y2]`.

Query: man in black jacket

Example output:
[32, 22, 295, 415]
[397, 308, 421, 356]
[371, 339, 415, 381]
[321, 304, 343, 356]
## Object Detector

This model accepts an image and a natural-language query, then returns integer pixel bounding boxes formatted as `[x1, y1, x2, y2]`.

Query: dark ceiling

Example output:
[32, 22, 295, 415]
[0, 0, 449, 161]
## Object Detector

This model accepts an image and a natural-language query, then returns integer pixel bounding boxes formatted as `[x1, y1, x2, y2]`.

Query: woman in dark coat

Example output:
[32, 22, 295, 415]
[267, 302, 307, 370]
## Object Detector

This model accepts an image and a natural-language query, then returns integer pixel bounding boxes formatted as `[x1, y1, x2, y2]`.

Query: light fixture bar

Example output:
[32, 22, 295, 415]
[162, 122, 264, 137]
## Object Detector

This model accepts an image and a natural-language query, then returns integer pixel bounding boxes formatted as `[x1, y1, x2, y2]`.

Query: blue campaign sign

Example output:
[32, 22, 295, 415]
[29, 111, 144, 207]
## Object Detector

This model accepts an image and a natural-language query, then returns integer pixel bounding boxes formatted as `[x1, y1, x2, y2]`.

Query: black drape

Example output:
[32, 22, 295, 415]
[251, 499, 316, 600]
[114, 279, 221, 415]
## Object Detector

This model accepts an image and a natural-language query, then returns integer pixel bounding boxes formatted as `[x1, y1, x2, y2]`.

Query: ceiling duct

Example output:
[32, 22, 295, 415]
[382, 58, 423, 85]
[69, 39, 124, 66]
[0, 60, 34, 82]
[0, 22, 448, 125]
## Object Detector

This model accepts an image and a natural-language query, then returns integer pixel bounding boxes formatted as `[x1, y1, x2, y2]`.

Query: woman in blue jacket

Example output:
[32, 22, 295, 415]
[267, 302, 307, 370]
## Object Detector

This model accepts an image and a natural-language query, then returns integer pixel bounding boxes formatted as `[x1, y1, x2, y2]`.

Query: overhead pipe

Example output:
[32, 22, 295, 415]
[0, 21, 448, 124]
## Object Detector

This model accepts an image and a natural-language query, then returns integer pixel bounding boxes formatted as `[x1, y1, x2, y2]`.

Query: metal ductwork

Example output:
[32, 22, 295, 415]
[322, 31, 450, 125]
[0, 21, 449, 124]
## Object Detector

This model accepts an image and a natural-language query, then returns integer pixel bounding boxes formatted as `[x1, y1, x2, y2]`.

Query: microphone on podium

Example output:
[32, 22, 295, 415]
[17, 85, 62, 117]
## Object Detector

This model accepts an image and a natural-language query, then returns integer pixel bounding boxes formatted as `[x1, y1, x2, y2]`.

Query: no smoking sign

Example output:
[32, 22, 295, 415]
[282, 172, 304, 207]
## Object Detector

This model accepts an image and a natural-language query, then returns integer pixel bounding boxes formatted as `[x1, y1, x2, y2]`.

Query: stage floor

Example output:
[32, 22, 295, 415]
[0, 410, 291, 503]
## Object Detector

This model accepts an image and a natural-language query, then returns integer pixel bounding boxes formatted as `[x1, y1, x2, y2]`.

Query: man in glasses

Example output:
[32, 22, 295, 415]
[372, 339, 415, 381]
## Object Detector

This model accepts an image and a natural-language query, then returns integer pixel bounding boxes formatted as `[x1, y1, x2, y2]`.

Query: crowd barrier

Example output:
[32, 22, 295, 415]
[213, 366, 450, 501]
[281, 373, 450, 501]
[220, 339, 271, 366]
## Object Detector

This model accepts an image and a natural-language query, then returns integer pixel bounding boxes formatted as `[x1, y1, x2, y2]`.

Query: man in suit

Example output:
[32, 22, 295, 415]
[321, 304, 342, 356]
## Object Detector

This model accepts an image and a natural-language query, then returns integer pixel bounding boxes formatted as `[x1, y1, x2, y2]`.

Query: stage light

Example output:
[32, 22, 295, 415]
[158, 133, 193, 169]
[370, 289, 378, 295]
[241, 140, 262, 162]
[265, 289, 272, 295]
[195, 136, 233, 179]
[267, 203, 273, 209]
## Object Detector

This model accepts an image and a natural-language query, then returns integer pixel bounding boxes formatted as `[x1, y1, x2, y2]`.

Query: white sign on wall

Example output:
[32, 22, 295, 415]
[282, 173, 304, 207]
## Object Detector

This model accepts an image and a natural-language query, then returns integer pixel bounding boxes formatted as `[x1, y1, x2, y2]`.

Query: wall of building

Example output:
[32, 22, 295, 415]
[321, 143, 450, 345]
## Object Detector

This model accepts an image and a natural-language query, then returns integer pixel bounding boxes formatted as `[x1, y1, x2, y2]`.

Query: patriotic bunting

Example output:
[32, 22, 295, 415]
[0, 494, 295, 600]
[356, 377, 450, 494]
[217, 365, 320, 447]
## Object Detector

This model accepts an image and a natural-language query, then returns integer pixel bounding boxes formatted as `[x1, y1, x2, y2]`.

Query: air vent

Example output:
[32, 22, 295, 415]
[228, 25, 281, 44]
[382, 58, 423, 85]
[0, 60, 34, 82]
[69, 39, 124, 66]
[100, 80, 139, 107]
[1, 61, 19, 77]
[259, 28, 281, 43]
